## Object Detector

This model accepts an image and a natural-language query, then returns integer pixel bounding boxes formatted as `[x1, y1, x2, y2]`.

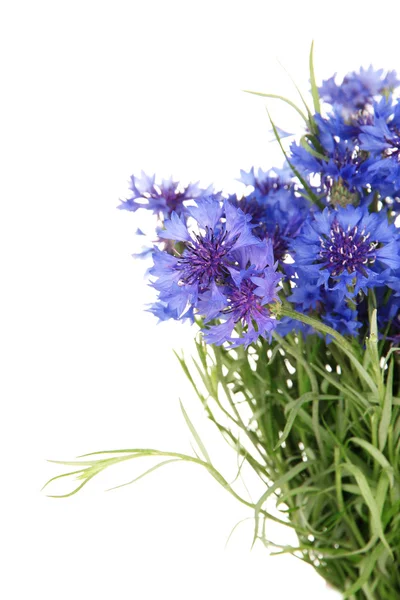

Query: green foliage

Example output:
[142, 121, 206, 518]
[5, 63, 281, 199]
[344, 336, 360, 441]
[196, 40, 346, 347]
[242, 90, 308, 123]
[44, 306, 400, 599]
[309, 40, 321, 114]
[179, 314, 400, 600]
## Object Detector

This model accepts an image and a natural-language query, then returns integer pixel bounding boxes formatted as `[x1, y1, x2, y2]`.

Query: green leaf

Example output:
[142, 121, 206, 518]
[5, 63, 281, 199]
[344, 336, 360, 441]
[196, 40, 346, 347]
[375, 473, 390, 516]
[342, 462, 392, 556]
[174, 351, 208, 405]
[309, 40, 321, 114]
[243, 90, 308, 122]
[379, 358, 394, 452]
[267, 110, 324, 209]
[105, 458, 183, 491]
[275, 58, 316, 128]
[267, 342, 282, 366]
[349, 437, 394, 487]
[275, 393, 338, 450]
[179, 400, 212, 464]
[342, 543, 385, 598]
[253, 460, 311, 544]
[275, 391, 315, 450]
[300, 135, 328, 162]
[280, 308, 378, 395]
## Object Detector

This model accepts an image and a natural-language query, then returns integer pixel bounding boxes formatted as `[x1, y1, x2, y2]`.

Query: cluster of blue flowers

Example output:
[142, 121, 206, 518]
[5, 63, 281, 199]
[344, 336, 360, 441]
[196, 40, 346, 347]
[120, 66, 400, 347]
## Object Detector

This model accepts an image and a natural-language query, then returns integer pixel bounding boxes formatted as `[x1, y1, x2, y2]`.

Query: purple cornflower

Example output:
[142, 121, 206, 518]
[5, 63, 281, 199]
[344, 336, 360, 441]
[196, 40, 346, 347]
[239, 166, 292, 196]
[319, 66, 399, 116]
[176, 227, 236, 289]
[118, 171, 213, 218]
[203, 241, 282, 348]
[319, 221, 377, 278]
[289, 113, 371, 205]
[291, 206, 400, 299]
[149, 197, 261, 320]
[359, 100, 400, 197]
[230, 167, 310, 263]
[288, 281, 362, 340]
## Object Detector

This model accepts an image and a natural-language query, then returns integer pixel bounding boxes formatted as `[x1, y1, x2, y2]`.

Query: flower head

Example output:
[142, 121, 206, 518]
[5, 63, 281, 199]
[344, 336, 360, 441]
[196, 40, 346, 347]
[319, 67, 399, 116]
[230, 167, 310, 263]
[203, 241, 282, 347]
[118, 171, 213, 219]
[150, 196, 262, 320]
[358, 100, 400, 198]
[149, 196, 283, 346]
[291, 206, 400, 299]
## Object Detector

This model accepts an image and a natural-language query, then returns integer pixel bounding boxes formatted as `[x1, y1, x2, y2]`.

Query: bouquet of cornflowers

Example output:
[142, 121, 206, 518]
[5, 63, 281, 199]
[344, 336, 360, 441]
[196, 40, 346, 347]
[46, 46, 400, 599]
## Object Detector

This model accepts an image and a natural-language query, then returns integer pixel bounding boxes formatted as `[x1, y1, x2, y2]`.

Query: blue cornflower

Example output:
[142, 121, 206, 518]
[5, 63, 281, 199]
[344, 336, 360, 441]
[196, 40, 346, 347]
[281, 276, 361, 341]
[239, 166, 292, 196]
[118, 171, 213, 218]
[319, 66, 399, 116]
[359, 100, 400, 197]
[321, 290, 362, 339]
[289, 280, 323, 312]
[290, 113, 372, 205]
[149, 197, 261, 320]
[230, 167, 310, 262]
[359, 99, 400, 152]
[147, 301, 195, 324]
[203, 240, 282, 348]
[291, 206, 400, 299]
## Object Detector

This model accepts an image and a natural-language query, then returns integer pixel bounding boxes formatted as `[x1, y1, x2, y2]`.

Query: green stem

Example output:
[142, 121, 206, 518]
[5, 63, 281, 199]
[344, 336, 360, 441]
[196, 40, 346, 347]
[280, 307, 378, 395]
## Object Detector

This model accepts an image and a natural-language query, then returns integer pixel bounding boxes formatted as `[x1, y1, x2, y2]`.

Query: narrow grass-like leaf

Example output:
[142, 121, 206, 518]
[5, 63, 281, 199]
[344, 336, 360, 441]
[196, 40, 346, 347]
[243, 90, 308, 122]
[309, 40, 321, 114]
[281, 308, 378, 395]
[300, 135, 329, 161]
[106, 458, 183, 491]
[342, 462, 392, 556]
[174, 351, 207, 404]
[42, 468, 87, 492]
[375, 473, 390, 516]
[342, 543, 384, 598]
[379, 358, 393, 452]
[180, 400, 212, 464]
[349, 437, 394, 487]
[275, 391, 315, 449]
[275, 58, 315, 126]
[275, 393, 338, 450]
[267, 110, 324, 208]
[253, 460, 311, 545]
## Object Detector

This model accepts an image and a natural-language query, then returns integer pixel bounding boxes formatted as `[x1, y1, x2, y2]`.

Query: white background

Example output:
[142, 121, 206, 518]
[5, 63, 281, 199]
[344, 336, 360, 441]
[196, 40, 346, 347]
[2, 1, 399, 598]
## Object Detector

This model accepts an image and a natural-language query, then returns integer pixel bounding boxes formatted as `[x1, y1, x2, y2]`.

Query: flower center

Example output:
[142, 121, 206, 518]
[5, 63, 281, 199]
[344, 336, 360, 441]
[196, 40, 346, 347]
[226, 279, 261, 322]
[319, 221, 378, 277]
[162, 186, 184, 213]
[178, 228, 233, 289]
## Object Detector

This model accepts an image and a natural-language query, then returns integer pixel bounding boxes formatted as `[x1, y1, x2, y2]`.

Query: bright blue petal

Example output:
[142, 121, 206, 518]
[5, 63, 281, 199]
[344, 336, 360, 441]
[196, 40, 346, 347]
[159, 212, 191, 242]
[186, 196, 223, 230]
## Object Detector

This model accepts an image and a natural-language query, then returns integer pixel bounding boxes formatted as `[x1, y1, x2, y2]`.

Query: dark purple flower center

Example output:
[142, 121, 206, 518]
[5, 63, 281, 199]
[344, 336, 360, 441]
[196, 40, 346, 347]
[319, 221, 378, 277]
[159, 185, 186, 213]
[255, 176, 288, 196]
[178, 228, 234, 289]
[225, 279, 262, 322]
